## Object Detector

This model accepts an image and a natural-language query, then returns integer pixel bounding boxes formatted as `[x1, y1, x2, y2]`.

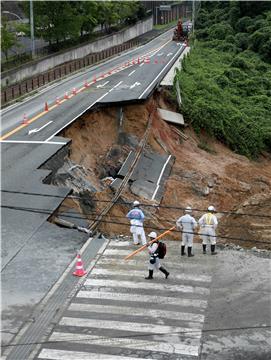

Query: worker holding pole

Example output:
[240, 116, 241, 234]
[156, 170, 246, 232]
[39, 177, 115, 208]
[145, 232, 169, 280]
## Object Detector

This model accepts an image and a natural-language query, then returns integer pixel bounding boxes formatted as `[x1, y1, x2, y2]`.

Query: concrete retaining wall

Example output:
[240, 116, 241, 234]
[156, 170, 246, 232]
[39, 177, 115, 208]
[2, 17, 153, 87]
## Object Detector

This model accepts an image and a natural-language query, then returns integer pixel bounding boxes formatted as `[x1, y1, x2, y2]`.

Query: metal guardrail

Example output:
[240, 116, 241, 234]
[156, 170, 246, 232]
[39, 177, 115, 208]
[1, 39, 139, 106]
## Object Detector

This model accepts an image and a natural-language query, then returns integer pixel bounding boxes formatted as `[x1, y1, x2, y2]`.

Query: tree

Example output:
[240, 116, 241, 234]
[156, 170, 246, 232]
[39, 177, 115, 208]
[1, 17, 17, 60]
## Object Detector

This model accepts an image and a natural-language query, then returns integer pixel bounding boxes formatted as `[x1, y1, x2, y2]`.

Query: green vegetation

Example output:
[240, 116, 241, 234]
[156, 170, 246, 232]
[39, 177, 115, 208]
[176, 1, 271, 158]
[22, 1, 147, 49]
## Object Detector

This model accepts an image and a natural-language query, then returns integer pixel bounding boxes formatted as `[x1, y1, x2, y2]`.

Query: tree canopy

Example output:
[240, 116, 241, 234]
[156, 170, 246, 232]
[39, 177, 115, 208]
[175, 1, 271, 158]
[22, 1, 147, 47]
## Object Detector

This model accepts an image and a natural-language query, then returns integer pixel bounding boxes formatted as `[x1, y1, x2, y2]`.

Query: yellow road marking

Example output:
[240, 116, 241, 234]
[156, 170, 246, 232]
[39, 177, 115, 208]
[1, 43, 171, 141]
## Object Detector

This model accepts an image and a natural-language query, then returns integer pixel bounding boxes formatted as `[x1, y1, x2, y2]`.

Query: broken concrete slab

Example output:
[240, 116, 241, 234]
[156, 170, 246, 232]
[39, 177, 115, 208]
[158, 108, 185, 126]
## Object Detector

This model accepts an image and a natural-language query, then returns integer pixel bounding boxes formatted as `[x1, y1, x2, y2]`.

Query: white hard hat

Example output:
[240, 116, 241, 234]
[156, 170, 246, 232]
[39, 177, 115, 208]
[185, 206, 192, 213]
[133, 200, 140, 207]
[148, 231, 157, 239]
[208, 205, 215, 212]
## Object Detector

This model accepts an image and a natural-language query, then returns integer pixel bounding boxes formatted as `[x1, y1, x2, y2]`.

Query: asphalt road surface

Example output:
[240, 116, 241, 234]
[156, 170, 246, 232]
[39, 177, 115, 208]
[1, 28, 186, 352]
[28, 241, 271, 360]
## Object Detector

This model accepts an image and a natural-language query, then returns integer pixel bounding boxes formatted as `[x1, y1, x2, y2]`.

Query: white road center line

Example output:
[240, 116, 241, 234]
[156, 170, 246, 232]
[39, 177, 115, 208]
[96, 80, 109, 88]
[128, 70, 136, 77]
[0, 140, 67, 145]
[152, 154, 172, 200]
[138, 45, 185, 99]
[45, 92, 109, 142]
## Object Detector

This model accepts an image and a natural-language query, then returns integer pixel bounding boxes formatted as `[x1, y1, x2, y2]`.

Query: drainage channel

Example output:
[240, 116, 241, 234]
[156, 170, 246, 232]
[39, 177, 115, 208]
[4, 235, 107, 360]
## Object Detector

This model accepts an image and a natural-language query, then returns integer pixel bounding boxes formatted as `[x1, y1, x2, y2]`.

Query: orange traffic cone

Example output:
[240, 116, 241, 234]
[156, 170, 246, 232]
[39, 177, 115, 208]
[144, 57, 150, 64]
[56, 97, 60, 105]
[44, 102, 49, 111]
[22, 113, 28, 124]
[64, 92, 69, 100]
[73, 254, 87, 277]
[84, 80, 89, 88]
[93, 76, 97, 83]
[137, 57, 141, 64]
[72, 88, 77, 95]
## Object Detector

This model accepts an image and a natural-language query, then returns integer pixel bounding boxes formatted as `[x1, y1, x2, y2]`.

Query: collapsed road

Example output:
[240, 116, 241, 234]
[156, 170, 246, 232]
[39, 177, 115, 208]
[1, 28, 186, 352]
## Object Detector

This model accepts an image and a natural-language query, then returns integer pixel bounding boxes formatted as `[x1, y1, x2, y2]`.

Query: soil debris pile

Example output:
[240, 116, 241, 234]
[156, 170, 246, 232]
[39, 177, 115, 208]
[54, 92, 271, 249]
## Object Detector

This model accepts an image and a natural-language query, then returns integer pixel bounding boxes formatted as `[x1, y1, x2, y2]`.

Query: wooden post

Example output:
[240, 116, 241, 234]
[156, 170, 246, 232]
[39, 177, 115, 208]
[124, 226, 176, 261]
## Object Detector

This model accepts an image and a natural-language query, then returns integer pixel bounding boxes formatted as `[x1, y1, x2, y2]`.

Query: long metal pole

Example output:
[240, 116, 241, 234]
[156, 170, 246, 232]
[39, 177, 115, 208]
[30, 0, 35, 58]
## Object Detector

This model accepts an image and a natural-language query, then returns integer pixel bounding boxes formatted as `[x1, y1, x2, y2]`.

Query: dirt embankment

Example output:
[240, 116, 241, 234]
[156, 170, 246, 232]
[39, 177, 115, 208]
[58, 91, 271, 249]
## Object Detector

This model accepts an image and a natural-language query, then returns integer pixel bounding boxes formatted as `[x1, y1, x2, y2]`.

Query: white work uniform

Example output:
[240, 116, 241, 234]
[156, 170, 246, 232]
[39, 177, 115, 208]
[126, 207, 146, 245]
[147, 242, 161, 271]
[176, 214, 197, 246]
[198, 213, 218, 245]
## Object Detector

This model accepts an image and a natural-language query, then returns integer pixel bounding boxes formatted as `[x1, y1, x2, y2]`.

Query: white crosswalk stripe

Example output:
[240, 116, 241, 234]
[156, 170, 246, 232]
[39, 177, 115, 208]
[60, 317, 202, 337]
[76, 290, 207, 308]
[68, 302, 205, 323]
[37, 241, 212, 359]
[49, 331, 201, 356]
[38, 348, 149, 360]
[91, 267, 212, 283]
[84, 278, 210, 295]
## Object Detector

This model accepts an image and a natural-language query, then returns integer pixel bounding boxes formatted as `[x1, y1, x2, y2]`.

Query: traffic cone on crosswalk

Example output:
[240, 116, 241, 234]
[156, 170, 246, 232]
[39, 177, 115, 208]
[73, 254, 87, 277]
[22, 113, 28, 124]
[44, 102, 49, 111]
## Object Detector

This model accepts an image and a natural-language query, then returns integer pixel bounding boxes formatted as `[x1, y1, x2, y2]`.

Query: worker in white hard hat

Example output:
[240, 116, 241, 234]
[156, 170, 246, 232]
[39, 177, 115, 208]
[126, 200, 147, 245]
[198, 205, 218, 255]
[176, 206, 197, 257]
[145, 231, 169, 280]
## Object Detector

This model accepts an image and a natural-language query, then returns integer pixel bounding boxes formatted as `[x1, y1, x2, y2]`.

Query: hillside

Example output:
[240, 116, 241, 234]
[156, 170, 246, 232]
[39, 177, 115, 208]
[54, 91, 271, 250]
[175, 1, 271, 158]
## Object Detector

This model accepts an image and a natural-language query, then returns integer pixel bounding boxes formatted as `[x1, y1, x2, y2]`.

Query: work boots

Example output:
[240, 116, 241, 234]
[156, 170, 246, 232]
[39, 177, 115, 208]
[159, 266, 170, 279]
[211, 245, 217, 255]
[202, 244, 207, 254]
[188, 247, 194, 257]
[181, 245, 186, 256]
[145, 270, 153, 280]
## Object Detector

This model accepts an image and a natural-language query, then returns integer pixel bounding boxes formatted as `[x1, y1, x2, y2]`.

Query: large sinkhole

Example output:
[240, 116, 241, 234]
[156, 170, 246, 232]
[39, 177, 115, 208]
[39, 91, 271, 249]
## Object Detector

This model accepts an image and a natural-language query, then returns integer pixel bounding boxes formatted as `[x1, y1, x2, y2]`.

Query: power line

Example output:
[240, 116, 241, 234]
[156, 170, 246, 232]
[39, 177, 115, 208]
[2, 189, 271, 218]
[2, 204, 271, 246]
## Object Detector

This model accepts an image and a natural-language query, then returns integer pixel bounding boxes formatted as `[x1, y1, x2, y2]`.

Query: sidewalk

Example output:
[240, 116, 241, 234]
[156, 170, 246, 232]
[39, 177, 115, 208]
[32, 238, 271, 360]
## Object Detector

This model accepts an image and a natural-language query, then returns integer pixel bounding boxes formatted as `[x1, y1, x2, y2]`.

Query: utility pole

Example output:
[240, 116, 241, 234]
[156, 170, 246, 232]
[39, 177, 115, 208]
[30, 0, 35, 58]
[192, 0, 195, 34]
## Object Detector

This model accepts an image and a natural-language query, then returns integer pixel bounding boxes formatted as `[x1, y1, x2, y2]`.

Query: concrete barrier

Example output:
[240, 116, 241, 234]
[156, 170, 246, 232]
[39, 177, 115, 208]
[1, 17, 153, 88]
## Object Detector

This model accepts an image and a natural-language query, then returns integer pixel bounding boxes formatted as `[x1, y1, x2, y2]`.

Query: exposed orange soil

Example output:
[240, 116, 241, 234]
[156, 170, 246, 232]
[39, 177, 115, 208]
[59, 92, 271, 249]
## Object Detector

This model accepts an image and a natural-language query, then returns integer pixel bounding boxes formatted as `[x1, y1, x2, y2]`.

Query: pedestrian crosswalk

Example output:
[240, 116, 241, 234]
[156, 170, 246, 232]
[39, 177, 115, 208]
[37, 240, 213, 360]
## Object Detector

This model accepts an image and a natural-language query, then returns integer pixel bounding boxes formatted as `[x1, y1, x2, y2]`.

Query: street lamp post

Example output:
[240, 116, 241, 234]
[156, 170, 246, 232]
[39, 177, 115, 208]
[30, 0, 35, 58]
